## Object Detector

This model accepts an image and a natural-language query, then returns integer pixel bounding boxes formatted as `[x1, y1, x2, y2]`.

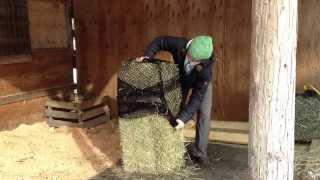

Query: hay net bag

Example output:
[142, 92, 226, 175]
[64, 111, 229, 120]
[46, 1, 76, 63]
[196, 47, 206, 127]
[118, 59, 182, 118]
[295, 92, 320, 143]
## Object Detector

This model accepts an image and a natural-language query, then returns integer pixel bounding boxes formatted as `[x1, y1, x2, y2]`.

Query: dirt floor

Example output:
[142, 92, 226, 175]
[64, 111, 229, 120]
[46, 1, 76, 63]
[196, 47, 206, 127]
[0, 120, 319, 180]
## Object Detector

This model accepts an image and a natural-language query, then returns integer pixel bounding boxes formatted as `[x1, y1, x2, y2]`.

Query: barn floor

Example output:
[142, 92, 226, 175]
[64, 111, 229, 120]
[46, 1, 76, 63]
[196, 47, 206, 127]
[0, 120, 318, 180]
[90, 143, 248, 180]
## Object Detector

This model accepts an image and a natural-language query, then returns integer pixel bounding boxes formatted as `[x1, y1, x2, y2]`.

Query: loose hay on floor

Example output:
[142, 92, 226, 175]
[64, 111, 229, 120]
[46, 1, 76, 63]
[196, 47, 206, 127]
[119, 111, 185, 175]
[295, 140, 320, 179]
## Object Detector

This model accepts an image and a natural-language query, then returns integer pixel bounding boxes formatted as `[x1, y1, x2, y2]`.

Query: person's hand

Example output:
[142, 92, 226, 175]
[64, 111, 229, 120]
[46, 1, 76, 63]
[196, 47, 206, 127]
[135, 56, 149, 62]
[174, 119, 185, 130]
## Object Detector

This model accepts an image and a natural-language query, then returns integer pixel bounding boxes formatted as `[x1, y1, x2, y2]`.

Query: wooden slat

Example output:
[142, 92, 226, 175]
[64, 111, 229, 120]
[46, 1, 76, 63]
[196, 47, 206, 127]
[184, 120, 249, 145]
[46, 99, 75, 110]
[186, 120, 249, 132]
[0, 55, 33, 65]
[47, 118, 79, 128]
[45, 109, 79, 119]
[184, 128, 249, 145]
[83, 115, 108, 128]
[82, 106, 107, 120]
[0, 84, 74, 106]
[213, 121, 249, 131]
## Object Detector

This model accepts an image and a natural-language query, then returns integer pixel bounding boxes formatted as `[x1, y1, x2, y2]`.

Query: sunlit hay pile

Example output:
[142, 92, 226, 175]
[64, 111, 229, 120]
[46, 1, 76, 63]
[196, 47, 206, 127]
[295, 95, 320, 143]
[118, 59, 185, 174]
[295, 140, 320, 179]
[119, 111, 185, 174]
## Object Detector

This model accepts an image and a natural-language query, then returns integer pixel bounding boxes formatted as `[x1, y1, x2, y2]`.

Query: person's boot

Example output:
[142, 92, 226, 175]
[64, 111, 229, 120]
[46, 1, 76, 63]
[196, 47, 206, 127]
[186, 146, 211, 168]
[197, 157, 210, 168]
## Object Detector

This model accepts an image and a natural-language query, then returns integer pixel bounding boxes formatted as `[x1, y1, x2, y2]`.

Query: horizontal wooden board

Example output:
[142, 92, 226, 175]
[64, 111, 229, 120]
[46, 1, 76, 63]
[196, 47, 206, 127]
[0, 55, 33, 65]
[46, 99, 76, 109]
[47, 114, 108, 128]
[47, 118, 80, 128]
[213, 120, 249, 131]
[82, 115, 108, 128]
[82, 106, 107, 120]
[45, 109, 79, 119]
[184, 128, 249, 145]
[0, 84, 73, 106]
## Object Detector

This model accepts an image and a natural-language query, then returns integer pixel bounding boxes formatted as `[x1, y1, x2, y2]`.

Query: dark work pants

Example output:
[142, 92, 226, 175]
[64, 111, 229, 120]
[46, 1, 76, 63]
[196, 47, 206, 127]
[183, 82, 212, 159]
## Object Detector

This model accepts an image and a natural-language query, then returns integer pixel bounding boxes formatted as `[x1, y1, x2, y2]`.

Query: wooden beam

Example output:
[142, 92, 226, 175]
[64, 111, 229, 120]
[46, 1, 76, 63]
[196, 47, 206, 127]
[184, 129, 248, 145]
[46, 99, 76, 110]
[249, 0, 297, 179]
[47, 118, 79, 128]
[213, 120, 248, 131]
[0, 84, 74, 106]
[184, 120, 249, 145]
[0, 55, 33, 65]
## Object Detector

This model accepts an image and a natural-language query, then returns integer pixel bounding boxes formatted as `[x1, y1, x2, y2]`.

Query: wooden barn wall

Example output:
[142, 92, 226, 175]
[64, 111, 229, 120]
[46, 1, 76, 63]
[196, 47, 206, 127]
[297, 0, 320, 92]
[217, 1, 251, 121]
[0, 0, 73, 130]
[75, 0, 320, 122]
[74, 0, 251, 121]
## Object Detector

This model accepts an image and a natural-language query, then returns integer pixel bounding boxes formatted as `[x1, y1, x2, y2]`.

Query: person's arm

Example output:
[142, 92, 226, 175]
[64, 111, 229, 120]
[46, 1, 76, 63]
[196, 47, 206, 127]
[178, 71, 211, 123]
[144, 36, 187, 59]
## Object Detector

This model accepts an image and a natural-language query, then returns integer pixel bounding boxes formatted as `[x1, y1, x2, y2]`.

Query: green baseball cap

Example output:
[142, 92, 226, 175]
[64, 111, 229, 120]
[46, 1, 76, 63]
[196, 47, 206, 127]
[188, 36, 214, 61]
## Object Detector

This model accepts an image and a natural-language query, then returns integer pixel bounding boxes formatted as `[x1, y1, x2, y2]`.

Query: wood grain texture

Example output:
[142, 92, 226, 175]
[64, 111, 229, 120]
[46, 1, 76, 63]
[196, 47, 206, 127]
[219, 0, 251, 122]
[297, 0, 320, 93]
[28, 0, 70, 49]
[74, 0, 319, 122]
[74, 0, 229, 119]
[249, 0, 297, 179]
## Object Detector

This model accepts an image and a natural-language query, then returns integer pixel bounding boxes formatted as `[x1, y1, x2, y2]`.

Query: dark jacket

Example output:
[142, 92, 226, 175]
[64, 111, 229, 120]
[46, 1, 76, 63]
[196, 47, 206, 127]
[144, 36, 214, 122]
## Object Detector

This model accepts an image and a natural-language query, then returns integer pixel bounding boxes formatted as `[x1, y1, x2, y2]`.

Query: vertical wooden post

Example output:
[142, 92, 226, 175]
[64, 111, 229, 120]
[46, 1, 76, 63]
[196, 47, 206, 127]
[249, 0, 298, 180]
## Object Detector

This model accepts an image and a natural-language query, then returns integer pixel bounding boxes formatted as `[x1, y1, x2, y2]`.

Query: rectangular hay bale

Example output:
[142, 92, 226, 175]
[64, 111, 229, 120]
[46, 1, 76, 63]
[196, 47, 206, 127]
[119, 112, 185, 174]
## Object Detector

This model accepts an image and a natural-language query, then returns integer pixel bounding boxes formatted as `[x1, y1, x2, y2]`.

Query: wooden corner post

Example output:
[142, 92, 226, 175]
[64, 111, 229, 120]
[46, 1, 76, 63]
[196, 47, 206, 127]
[249, 0, 298, 180]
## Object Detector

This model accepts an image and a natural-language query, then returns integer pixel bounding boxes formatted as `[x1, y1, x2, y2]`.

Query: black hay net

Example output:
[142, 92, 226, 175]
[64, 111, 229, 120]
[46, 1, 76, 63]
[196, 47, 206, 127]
[118, 59, 182, 118]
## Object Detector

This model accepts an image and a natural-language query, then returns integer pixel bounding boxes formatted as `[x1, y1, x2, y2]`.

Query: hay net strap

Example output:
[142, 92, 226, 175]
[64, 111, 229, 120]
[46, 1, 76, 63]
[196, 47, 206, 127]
[154, 61, 169, 114]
